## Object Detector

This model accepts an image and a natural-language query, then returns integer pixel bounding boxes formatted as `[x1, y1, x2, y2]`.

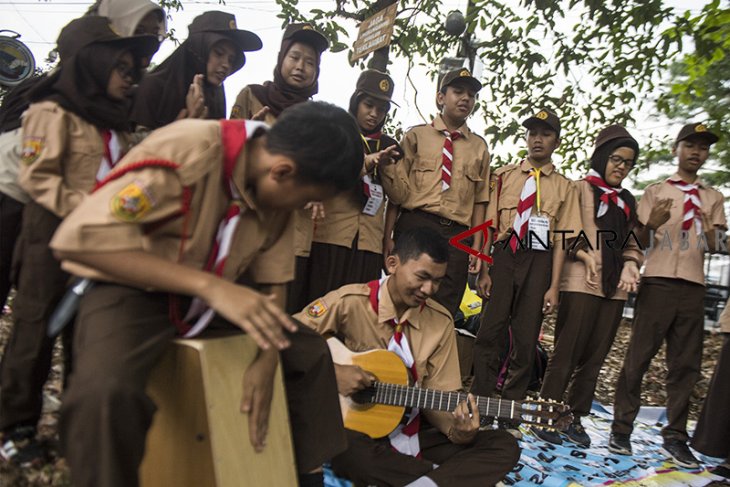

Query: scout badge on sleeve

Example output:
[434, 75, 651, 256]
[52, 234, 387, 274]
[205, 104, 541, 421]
[110, 181, 154, 221]
[307, 299, 328, 318]
[21, 136, 44, 165]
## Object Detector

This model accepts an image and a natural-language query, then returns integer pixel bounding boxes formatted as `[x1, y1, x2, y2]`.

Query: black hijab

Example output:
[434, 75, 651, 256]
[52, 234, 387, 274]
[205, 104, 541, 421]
[0, 75, 43, 132]
[28, 43, 141, 131]
[590, 137, 639, 298]
[249, 38, 320, 117]
[131, 32, 244, 129]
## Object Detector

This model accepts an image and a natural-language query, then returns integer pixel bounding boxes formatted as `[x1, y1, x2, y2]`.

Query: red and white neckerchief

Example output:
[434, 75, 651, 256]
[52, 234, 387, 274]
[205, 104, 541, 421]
[432, 122, 462, 192]
[668, 179, 702, 235]
[181, 120, 268, 337]
[509, 166, 539, 253]
[584, 169, 630, 220]
[95, 129, 123, 182]
[367, 277, 421, 458]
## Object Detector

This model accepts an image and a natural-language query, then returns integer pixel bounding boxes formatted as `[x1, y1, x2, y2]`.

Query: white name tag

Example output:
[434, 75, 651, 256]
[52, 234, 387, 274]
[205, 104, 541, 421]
[362, 174, 384, 216]
[528, 215, 550, 251]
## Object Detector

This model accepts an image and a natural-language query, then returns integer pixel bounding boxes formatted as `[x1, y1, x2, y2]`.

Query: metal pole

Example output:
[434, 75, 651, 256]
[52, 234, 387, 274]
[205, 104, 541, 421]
[458, 0, 477, 71]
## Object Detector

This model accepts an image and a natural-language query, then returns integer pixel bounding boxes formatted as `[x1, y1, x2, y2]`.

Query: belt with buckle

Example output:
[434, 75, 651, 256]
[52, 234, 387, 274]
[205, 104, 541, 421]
[404, 209, 461, 228]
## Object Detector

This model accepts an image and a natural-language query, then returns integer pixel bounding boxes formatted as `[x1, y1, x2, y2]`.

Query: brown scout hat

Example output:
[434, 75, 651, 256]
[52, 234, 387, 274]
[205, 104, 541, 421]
[56, 16, 159, 62]
[591, 124, 638, 159]
[594, 124, 636, 150]
[188, 11, 262, 52]
[282, 22, 329, 54]
[439, 68, 482, 93]
[675, 123, 719, 145]
[522, 109, 561, 136]
[355, 69, 398, 105]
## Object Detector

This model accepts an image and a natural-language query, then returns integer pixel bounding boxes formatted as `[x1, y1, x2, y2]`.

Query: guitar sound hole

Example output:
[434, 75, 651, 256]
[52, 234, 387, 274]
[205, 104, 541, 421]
[351, 386, 377, 405]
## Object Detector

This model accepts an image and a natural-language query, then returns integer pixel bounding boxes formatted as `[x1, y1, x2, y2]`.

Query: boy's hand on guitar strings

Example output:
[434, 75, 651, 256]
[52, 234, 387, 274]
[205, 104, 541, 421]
[449, 393, 480, 444]
[334, 364, 374, 397]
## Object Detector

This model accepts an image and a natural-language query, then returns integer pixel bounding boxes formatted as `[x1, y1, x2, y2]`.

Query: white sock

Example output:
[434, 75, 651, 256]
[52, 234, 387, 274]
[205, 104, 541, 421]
[404, 475, 438, 487]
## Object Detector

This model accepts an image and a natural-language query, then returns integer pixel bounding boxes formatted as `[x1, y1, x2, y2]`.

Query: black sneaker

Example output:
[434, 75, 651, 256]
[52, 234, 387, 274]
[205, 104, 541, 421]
[661, 439, 700, 469]
[565, 419, 590, 447]
[608, 433, 632, 455]
[0, 425, 47, 468]
[532, 426, 562, 445]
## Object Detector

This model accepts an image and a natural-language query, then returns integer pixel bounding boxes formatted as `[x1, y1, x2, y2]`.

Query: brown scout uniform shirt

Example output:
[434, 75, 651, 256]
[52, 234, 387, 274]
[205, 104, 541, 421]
[312, 188, 386, 254]
[50, 119, 294, 285]
[313, 136, 395, 254]
[229, 85, 278, 126]
[19, 100, 132, 218]
[638, 173, 727, 286]
[560, 180, 644, 300]
[294, 277, 461, 434]
[487, 159, 582, 247]
[230, 85, 312, 257]
[380, 115, 490, 227]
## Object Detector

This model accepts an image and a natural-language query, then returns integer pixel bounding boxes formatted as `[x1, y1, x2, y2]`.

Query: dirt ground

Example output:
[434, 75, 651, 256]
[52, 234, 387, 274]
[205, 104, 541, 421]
[0, 298, 725, 486]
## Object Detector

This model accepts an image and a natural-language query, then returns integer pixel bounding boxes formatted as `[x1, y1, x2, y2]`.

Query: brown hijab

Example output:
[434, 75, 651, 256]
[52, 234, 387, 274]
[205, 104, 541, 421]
[249, 39, 322, 117]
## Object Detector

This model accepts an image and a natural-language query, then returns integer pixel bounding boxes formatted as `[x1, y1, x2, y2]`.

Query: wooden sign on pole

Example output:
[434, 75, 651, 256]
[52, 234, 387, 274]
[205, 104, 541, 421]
[351, 3, 398, 62]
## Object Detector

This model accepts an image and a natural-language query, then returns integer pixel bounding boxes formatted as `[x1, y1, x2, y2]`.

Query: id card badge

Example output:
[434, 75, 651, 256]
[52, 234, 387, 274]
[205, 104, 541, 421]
[362, 174, 384, 216]
[528, 214, 550, 251]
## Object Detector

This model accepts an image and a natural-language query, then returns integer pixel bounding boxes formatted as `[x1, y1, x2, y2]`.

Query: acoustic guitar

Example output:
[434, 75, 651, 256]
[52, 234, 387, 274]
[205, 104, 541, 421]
[327, 338, 572, 439]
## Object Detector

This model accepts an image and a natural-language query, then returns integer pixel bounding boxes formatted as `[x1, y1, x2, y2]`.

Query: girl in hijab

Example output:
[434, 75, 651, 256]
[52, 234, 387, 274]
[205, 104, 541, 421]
[301, 70, 402, 303]
[0, 17, 159, 466]
[0, 0, 166, 315]
[131, 11, 261, 130]
[229, 23, 329, 313]
[230, 22, 328, 124]
[534, 125, 643, 448]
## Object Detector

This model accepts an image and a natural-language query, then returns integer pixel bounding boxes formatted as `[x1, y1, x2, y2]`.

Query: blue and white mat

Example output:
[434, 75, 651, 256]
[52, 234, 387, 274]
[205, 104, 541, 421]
[325, 402, 726, 486]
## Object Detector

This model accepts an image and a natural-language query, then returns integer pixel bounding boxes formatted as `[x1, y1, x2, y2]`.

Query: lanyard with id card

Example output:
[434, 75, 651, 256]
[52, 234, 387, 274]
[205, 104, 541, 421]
[362, 174, 384, 216]
[528, 168, 550, 251]
[361, 134, 385, 216]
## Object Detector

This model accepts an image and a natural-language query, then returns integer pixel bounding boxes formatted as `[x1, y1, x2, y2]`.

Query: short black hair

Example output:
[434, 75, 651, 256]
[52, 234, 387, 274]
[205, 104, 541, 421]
[394, 227, 449, 264]
[267, 101, 363, 191]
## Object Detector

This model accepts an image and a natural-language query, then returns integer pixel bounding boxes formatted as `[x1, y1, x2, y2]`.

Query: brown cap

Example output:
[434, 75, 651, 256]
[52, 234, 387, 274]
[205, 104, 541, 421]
[57, 16, 160, 62]
[282, 23, 329, 54]
[594, 124, 636, 150]
[355, 69, 397, 104]
[188, 11, 262, 52]
[675, 122, 719, 145]
[522, 109, 561, 136]
[439, 68, 482, 93]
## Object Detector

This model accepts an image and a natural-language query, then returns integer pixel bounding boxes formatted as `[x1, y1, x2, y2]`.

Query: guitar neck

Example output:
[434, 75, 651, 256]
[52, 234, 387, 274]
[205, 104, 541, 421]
[372, 382, 521, 421]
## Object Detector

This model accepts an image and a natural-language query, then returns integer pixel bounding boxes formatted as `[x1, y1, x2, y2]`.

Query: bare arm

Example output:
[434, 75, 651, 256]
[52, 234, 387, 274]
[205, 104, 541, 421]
[55, 249, 296, 350]
[383, 201, 399, 264]
[469, 203, 487, 275]
[543, 246, 564, 314]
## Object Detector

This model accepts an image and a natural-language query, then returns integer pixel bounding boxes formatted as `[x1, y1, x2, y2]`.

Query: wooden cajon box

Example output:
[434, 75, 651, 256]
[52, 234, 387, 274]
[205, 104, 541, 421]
[140, 334, 297, 487]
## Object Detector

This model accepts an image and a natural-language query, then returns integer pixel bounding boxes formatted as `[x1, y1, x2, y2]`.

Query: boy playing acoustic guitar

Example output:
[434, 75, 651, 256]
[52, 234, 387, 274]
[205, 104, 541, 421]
[295, 227, 520, 487]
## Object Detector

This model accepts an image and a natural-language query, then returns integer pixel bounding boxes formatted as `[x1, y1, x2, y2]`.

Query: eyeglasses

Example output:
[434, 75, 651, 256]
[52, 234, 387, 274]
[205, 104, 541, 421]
[114, 63, 136, 81]
[608, 155, 634, 169]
